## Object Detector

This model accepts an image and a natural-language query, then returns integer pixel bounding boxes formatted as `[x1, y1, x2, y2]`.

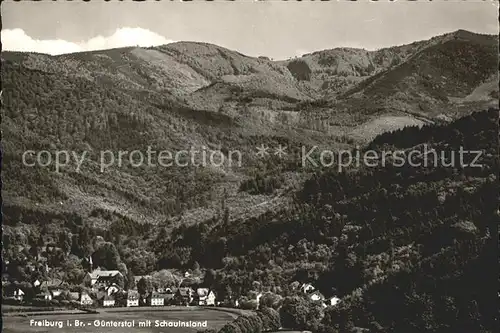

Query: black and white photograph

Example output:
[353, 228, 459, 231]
[1, 1, 498, 332]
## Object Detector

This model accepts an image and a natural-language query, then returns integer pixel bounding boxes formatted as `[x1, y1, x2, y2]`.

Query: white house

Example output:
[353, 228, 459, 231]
[79, 292, 93, 306]
[102, 295, 115, 307]
[148, 292, 165, 306]
[309, 290, 325, 302]
[13, 288, 25, 301]
[84, 270, 123, 289]
[127, 291, 139, 307]
[36, 291, 52, 301]
[50, 289, 63, 298]
[300, 283, 315, 294]
[255, 292, 263, 305]
[106, 283, 121, 296]
[325, 296, 341, 307]
[195, 288, 216, 306]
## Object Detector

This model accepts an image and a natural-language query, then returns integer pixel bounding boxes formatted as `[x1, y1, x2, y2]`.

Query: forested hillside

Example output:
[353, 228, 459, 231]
[157, 108, 498, 332]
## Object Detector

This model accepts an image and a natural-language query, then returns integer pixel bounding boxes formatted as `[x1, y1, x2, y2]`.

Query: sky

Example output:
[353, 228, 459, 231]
[1, 0, 498, 60]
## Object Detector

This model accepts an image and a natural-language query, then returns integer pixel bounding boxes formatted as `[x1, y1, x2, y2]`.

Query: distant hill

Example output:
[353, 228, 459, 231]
[289, 30, 498, 140]
[157, 108, 498, 332]
[1, 28, 497, 247]
[338, 30, 498, 111]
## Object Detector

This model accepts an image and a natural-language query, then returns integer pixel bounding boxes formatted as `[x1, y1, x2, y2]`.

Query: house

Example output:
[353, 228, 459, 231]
[325, 296, 341, 307]
[84, 270, 123, 289]
[40, 278, 63, 290]
[166, 287, 177, 294]
[127, 291, 139, 307]
[79, 292, 93, 306]
[300, 283, 315, 294]
[32, 279, 41, 288]
[175, 287, 194, 305]
[309, 290, 325, 302]
[255, 292, 263, 305]
[50, 289, 63, 298]
[105, 283, 121, 296]
[35, 291, 52, 301]
[13, 288, 25, 301]
[184, 271, 191, 278]
[67, 291, 92, 305]
[102, 295, 115, 307]
[147, 292, 165, 306]
[193, 288, 216, 306]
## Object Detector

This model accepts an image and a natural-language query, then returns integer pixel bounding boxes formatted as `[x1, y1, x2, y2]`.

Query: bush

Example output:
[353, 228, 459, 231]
[219, 322, 243, 333]
[279, 296, 323, 331]
[234, 316, 252, 333]
[257, 307, 281, 331]
[287, 59, 312, 81]
[259, 292, 282, 309]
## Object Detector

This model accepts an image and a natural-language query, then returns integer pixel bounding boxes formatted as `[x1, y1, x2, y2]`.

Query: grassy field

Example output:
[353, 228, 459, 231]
[2, 308, 235, 333]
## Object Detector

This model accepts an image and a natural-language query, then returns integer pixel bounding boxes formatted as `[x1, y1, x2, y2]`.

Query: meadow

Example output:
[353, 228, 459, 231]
[2, 308, 236, 333]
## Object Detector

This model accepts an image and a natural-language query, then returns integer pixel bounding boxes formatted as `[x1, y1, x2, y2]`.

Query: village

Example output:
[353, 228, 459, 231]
[4, 265, 341, 310]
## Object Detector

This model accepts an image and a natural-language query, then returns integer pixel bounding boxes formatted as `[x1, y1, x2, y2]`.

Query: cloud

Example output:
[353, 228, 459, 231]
[1, 27, 175, 55]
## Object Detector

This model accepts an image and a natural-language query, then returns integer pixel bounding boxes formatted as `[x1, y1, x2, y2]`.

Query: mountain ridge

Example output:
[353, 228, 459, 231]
[1, 28, 498, 231]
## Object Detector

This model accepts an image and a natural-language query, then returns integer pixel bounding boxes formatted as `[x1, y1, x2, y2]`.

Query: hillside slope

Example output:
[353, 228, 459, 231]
[159, 108, 498, 332]
[2, 29, 497, 223]
[337, 30, 498, 118]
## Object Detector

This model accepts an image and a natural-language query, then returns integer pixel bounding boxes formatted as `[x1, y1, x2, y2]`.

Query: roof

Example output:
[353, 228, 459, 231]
[149, 292, 162, 299]
[133, 275, 152, 283]
[196, 288, 210, 297]
[127, 291, 139, 299]
[88, 270, 122, 279]
[79, 292, 92, 300]
[327, 296, 341, 306]
[310, 290, 325, 298]
[40, 279, 63, 288]
[106, 283, 121, 289]
[301, 283, 315, 288]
